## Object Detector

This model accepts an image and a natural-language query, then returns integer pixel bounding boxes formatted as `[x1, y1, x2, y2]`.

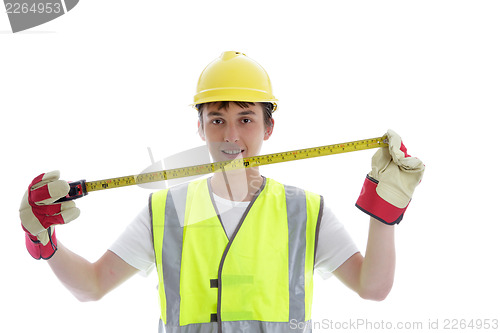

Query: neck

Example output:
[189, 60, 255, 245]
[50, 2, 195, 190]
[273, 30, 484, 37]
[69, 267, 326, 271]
[210, 167, 263, 202]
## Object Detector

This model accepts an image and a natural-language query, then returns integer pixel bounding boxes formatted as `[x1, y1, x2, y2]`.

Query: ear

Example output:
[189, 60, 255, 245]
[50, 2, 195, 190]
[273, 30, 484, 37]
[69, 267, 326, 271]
[198, 120, 206, 141]
[264, 118, 274, 141]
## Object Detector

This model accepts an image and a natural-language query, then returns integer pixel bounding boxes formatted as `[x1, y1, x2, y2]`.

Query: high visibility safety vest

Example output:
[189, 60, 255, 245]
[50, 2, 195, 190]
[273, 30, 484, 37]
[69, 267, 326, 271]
[150, 177, 323, 333]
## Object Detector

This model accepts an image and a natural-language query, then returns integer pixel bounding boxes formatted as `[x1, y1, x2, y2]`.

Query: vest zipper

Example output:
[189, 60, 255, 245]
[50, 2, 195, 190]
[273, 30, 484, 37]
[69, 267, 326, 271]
[209, 177, 267, 333]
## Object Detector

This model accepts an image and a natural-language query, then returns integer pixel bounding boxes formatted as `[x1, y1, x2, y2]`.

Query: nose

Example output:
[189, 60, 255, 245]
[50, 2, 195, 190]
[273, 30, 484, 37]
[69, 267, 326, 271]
[224, 122, 239, 142]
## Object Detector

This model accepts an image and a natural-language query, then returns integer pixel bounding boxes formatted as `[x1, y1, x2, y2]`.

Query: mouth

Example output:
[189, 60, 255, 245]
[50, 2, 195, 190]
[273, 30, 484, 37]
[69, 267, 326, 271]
[212, 142, 246, 161]
[221, 148, 244, 157]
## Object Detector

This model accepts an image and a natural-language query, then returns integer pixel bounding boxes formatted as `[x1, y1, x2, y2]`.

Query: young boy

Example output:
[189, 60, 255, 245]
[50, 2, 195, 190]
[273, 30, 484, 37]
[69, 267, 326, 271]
[20, 51, 425, 332]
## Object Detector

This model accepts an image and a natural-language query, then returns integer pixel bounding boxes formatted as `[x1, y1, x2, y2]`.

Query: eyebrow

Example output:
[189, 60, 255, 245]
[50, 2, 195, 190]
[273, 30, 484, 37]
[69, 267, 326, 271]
[206, 111, 223, 117]
[206, 110, 257, 117]
[239, 110, 257, 116]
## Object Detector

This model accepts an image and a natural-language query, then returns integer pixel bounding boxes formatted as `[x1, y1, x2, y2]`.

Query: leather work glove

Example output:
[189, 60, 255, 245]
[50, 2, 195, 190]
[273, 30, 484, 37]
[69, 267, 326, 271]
[356, 129, 425, 225]
[19, 171, 80, 259]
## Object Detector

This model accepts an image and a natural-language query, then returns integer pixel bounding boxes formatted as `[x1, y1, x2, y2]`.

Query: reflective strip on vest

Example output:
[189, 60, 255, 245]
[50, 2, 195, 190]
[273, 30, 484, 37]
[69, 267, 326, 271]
[150, 178, 323, 333]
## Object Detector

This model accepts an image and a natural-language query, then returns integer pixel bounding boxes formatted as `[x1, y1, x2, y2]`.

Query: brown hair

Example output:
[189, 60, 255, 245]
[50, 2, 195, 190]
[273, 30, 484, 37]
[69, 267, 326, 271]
[196, 101, 274, 130]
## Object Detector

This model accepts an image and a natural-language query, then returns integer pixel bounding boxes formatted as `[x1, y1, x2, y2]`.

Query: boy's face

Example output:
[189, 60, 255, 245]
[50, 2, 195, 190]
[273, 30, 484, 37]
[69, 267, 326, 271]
[198, 102, 274, 162]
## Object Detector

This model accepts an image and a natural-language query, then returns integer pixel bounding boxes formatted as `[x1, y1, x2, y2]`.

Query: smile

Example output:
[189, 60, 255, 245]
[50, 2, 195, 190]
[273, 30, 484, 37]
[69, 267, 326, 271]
[221, 149, 243, 155]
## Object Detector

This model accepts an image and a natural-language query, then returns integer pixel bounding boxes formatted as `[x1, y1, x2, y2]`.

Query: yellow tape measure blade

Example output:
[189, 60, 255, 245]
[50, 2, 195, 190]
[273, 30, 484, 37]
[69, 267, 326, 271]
[79, 135, 389, 195]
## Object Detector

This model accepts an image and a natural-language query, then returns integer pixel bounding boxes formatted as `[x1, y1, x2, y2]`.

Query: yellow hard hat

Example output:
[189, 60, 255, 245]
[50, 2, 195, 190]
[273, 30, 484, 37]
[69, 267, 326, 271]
[194, 51, 278, 111]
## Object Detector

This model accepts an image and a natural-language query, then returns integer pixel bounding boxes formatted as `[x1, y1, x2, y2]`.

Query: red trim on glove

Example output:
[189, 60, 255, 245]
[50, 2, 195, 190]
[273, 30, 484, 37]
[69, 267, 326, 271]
[27, 174, 66, 229]
[25, 228, 57, 260]
[400, 142, 411, 158]
[355, 176, 408, 225]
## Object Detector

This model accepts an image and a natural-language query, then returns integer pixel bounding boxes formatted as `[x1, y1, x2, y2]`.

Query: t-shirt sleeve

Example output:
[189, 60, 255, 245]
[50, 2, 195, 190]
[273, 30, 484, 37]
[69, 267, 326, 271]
[314, 203, 359, 280]
[108, 206, 156, 276]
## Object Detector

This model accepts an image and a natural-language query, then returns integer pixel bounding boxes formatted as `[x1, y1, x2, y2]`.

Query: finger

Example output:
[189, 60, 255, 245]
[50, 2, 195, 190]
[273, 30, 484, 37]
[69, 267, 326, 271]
[386, 129, 404, 157]
[25, 198, 79, 232]
[30, 170, 60, 189]
[33, 203, 62, 217]
[370, 146, 392, 176]
[36, 211, 65, 229]
[35, 202, 80, 227]
[386, 129, 417, 165]
[20, 205, 45, 236]
[60, 206, 81, 224]
[39, 208, 80, 227]
[28, 193, 76, 217]
[30, 180, 70, 205]
[399, 156, 425, 172]
[399, 141, 411, 158]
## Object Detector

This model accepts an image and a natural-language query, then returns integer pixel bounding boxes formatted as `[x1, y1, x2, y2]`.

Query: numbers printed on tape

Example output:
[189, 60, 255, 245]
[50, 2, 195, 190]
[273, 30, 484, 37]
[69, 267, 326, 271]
[84, 136, 388, 193]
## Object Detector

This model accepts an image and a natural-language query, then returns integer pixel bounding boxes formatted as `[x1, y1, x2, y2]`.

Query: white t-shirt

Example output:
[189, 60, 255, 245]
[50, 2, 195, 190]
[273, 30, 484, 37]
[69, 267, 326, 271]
[109, 191, 359, 280]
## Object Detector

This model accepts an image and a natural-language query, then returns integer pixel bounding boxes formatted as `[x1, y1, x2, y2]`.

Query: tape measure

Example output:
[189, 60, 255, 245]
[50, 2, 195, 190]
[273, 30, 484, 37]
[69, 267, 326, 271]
[57, 135, 388, 202]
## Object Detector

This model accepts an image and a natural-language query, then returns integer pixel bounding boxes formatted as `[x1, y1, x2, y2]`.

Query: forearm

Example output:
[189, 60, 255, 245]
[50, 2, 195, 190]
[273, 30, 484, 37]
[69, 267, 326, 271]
[346, 130, 422, 300]
[47, 242, 101, 302]
[358, 217, 396, 300]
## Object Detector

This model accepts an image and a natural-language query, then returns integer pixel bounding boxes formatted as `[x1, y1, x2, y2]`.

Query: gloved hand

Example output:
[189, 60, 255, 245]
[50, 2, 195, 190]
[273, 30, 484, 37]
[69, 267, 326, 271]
[19, 171, 80, 259]
[356, 129, 425, 225]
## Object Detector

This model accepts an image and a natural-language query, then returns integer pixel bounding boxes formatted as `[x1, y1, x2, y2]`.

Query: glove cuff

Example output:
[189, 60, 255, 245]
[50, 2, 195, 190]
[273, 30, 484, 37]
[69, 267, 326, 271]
[25, 228, 57, 260]
[355, 175, 408, 225]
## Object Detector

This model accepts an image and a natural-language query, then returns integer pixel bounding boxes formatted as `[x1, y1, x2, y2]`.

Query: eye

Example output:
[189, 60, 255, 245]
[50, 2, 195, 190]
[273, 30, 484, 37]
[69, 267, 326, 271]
[241, 118, 252, 124]
[211, 119, 224, 125]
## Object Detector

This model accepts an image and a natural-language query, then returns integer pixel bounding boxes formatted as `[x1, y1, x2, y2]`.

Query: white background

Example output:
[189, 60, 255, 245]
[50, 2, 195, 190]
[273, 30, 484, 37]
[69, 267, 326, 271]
[1, 1, 499, 332]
